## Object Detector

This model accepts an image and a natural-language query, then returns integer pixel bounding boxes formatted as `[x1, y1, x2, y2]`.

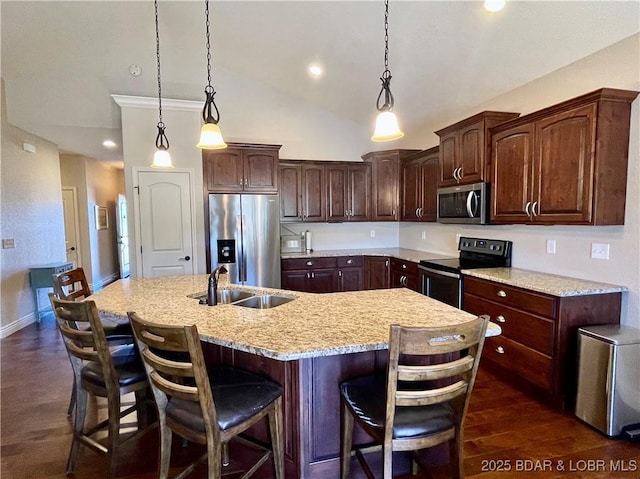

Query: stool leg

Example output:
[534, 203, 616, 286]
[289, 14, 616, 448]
[341, 401, 355, 479]
[268, 397, 285, 479]
[67, 381, 76, 416]
[66, 385, 87, 474]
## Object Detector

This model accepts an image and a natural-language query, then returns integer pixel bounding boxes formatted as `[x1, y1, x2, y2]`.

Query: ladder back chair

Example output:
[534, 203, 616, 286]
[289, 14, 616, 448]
[52, 267, 133, 415]
[128, 311, 285, 479]
[49, 294, 154, 479]
[340, 315, 490, 479]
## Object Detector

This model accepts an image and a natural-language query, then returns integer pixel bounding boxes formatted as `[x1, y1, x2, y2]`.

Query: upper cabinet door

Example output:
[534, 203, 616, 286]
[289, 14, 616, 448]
[533, 104, 595, 224]
[458, 120, 483, 183]
[401, 158, 421, 221]
[204, 143, 280, 194]
[369, 154, 399, 221]
[348, 163, 371, 221]
[301, 163, 326, 222]
[438, 134, 458, 185]
[326, 164, 349, 222]
[243, 151, 278, 193]
[437, 112, 520, 188]
[204, 149, 244, 193]
[279, 163, 302, 222]
[490, 125, 535, 224]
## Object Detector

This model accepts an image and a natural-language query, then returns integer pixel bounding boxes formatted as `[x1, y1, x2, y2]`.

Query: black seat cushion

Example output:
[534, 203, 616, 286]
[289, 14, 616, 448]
[166, 366, 282, 432]
[102, 319, 133, 338]
[340, 373, 454, 439]
[81, 344, 147, 388]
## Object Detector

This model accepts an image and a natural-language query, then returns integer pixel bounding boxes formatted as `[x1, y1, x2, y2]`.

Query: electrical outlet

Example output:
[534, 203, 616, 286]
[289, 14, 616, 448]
[370, 229, 375, 238]
[2, 238, 15, 249]
[421, 231, 426, 240]
[546, 239, 556, 254]
[591, 242, 610, 260]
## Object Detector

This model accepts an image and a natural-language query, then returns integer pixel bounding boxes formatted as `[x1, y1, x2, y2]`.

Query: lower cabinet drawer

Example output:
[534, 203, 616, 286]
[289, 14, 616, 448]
[464, 294, 554, 356]
[482, 335, 553, 391]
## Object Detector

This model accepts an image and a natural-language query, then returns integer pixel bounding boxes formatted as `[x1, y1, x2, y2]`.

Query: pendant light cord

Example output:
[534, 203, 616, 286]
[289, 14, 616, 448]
[154, 0, 168, 149]
[202, 0, 220, 124]
[376, 0, 394, 111]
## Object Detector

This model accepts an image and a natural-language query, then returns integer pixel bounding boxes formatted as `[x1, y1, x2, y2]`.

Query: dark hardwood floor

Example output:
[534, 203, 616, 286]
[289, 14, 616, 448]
[2, 314, 638, 478]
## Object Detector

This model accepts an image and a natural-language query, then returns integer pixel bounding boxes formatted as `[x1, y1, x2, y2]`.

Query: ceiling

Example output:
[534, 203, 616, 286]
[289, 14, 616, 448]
[2, 1, 639, 168]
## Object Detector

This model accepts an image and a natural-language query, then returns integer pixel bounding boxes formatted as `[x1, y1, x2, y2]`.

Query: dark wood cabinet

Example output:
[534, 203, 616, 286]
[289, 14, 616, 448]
[400, 146, 439, 222]
[363, 256, 389, 290]
[326, 163, 371, 222]
[463, 275, 621, 409]
[436, 111, 519, 187]
[336, 256, 364, 292]
[203, 143, 280, 193]
[389, 258, 420, 292]
[490, 89, 638, 225]
[281, 257, 338, 293]
[362, 149, 419, 221]
[279, 161, 326, 223]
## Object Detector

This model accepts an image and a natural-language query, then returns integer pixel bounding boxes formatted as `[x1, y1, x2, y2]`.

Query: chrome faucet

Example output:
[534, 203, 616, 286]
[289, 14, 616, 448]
[207, 265, 228, 306]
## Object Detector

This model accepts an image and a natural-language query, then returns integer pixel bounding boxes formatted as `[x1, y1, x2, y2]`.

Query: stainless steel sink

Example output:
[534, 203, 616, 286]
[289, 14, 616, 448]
[232, 295, 295, 309]
[190, 289, 255, 304]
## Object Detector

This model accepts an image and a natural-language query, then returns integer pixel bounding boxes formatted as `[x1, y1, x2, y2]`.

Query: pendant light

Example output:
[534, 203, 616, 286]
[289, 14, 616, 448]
[150, 0, 173, 168]
[371, 0, 404, 142]
[196, 0, 227, 149]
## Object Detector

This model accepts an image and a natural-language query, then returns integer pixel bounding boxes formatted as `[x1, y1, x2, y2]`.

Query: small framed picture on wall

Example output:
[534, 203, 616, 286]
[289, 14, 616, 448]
[95, 205, 109, 230]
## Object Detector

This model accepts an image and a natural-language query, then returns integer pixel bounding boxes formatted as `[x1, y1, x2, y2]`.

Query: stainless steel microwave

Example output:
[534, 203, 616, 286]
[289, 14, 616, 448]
[437, 182, 489, 224]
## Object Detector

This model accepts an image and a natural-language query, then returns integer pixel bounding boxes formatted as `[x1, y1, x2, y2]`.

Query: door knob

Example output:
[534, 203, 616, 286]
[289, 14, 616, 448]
[67, 246, 76, 251]
[179, 256, 191, 261]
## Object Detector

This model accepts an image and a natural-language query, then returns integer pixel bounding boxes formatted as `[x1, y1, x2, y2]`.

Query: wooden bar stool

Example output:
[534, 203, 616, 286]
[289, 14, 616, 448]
[128, 311, 285, 479]
[340, 315, 489, 478]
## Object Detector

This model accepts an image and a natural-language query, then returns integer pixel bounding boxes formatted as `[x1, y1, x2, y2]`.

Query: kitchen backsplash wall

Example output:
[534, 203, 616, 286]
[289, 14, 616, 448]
[281, 222, 399, 251]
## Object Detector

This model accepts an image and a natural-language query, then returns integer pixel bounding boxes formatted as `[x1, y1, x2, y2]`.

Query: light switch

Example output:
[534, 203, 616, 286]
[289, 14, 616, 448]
[546, 239, 556, 254]
[2, 238, 15, 249]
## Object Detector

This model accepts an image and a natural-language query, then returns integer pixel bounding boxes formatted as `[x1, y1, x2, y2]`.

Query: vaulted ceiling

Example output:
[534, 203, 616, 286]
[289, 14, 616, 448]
[2, 1, 639, 167]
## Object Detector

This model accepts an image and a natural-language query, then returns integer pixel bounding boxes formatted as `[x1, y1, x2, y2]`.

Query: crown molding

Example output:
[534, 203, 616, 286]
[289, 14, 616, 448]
[111, 95, 201, 111]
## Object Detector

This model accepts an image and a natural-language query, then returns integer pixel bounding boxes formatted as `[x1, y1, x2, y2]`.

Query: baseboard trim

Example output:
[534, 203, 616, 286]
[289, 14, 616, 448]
[1, 312, 37, 338]
[92, 272, 120, 292]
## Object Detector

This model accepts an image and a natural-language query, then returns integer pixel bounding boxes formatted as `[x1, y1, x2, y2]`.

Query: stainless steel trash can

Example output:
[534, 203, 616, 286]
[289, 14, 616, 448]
[575, 325, 640, 437]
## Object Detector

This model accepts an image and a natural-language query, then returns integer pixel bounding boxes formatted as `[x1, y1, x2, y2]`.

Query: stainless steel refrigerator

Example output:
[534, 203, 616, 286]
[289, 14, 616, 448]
[209, 194, 281, 288]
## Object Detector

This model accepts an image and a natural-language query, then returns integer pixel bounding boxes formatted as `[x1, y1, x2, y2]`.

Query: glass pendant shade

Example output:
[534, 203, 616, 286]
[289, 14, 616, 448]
[372, 111, 404, 142]
[197, 122, 227, 149]
[151, 148, 173, 168]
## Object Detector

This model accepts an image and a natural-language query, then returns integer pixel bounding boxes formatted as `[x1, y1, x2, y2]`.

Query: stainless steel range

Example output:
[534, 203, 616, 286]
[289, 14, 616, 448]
[419, 237, 512, 309]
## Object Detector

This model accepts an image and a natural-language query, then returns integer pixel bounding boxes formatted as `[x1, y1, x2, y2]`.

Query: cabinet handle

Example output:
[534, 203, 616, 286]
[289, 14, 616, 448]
[338, 270, 342, 277]
[347, 259, 353, 264]
[385, 260, 389, 267]
[497, 290, 507, 298]
[495, 315, 506, 323]
[392, 208, 396, 216]
[524, 201, 531, 216]
[415, 208, 420, 217]
[306, 272, 310, 279]
[306, 261, 313, 266]
[453, 167, 458, 180]
[495, 346, 505, 354]
[311, 272, 315, 279]
[418, 207, 423, 218]
[240, 178, 244, 186]
[245, 178, 248, 186]
[532, 201, 539, 216]
[402, 264, 407, 269]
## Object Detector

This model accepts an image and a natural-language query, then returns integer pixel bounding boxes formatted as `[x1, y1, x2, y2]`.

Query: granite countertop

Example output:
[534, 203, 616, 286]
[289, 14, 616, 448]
[91, 274, 499, 361]
[281, 247, 452, 263]
[463, 268, 628, 297]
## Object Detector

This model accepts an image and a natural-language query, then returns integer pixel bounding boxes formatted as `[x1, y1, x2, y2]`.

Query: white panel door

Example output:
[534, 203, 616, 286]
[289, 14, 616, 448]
[62, 187, 81, 267]
[138, 171, 194, 277]
[115, 194, 130, 278]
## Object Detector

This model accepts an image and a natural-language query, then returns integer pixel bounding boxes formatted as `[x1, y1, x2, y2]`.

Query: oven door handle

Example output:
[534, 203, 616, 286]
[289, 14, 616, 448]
[418, 265, 461, 279]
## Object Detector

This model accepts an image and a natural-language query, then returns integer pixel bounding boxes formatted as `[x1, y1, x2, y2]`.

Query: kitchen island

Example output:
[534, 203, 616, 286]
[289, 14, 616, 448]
[91, 275, 498, 478]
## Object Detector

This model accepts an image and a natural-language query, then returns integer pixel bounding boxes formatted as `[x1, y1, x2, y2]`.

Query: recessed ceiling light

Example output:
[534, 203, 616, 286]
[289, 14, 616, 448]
[484, 0, 506, 12]
[103, 139, 117, 148]
[307, 63, 323, 78]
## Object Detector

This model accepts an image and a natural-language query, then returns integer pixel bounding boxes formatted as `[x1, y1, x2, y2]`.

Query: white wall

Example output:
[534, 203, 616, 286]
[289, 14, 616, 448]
[400, 35, 640, 328]
[1, 80, 66, 336]
[281, 222, 399, 251]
